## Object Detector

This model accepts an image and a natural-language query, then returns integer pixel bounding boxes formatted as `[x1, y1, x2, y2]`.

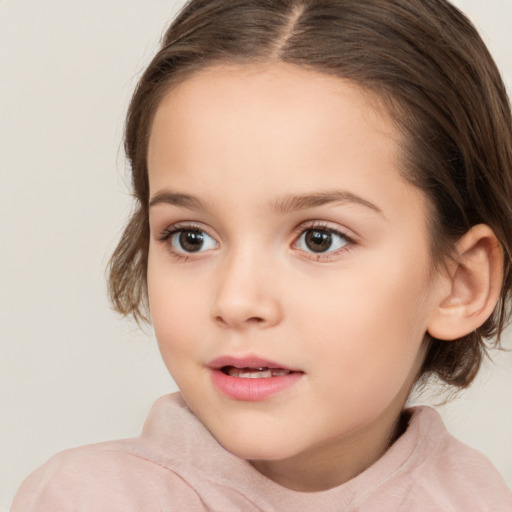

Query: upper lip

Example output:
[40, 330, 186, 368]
[207, 355, 301, 372]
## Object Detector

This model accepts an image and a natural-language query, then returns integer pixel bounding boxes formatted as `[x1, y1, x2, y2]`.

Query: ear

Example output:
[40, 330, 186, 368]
[427, 224, 503, 341]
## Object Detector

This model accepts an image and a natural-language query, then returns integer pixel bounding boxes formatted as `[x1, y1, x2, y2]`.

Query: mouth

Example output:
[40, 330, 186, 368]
[208, 355, 303, 401]
[221, 366, 295, 378]
[209, 355, 301, 377]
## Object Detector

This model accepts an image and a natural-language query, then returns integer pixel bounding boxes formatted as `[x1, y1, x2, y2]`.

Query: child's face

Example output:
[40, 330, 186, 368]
[147, 63, 446, 489]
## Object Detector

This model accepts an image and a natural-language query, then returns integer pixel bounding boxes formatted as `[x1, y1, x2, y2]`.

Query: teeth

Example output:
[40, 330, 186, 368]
[232, 368, 273, 379]
[270, 368, 291, 376]
[226, 367, 292, 378]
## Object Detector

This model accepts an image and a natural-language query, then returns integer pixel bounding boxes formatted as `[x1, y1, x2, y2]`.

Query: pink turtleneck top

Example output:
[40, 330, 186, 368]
[12, 393, 512, 511]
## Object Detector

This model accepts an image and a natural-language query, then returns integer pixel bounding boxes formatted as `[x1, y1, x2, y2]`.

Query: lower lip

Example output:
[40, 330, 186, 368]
[210, 369, 303, 401]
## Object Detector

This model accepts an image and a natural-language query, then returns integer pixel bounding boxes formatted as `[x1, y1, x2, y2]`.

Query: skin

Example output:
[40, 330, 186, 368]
[146, 62, 450, 492]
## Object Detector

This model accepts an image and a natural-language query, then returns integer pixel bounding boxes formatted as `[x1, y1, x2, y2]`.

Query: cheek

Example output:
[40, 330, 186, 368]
[149, 286, 206, 395]
[290, 254, 433, 382]
[147, 253, 206, 360]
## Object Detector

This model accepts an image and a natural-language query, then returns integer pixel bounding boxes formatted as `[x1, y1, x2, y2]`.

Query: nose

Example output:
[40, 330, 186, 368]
[211, 250, 283, 329]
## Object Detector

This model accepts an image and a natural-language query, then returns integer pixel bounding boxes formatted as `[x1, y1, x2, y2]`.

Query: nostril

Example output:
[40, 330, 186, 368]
[215, 315, 227, 326]
[247, 316, 265, 323]
[215, 315, 264, 326]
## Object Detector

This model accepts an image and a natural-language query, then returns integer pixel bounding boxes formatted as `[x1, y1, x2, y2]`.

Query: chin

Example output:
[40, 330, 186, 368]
[213, 426, 302, 462]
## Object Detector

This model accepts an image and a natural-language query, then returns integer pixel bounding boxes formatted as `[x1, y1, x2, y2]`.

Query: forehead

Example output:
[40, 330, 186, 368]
[149, 63, 396, 143]
[147, 62, 424, 221]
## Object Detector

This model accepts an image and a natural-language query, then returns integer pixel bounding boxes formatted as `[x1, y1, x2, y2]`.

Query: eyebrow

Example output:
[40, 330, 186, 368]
[271, 190, 384, 216]
[149, 189, 383, 217]
[149, 191, 208, 211]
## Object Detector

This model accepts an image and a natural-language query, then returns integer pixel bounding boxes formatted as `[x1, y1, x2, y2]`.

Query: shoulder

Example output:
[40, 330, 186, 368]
[402, 406, 512, 511]
[11, 394, 275, 511]
[11, 396, 209, 512]
[11, 443, 206, 512]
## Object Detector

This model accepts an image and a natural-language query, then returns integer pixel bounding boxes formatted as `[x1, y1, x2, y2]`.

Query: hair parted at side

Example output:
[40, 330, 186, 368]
[108, 0, 512, 389]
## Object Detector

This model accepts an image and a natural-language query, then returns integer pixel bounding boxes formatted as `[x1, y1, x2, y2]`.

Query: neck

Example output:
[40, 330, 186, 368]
[251, 400, 408, 492]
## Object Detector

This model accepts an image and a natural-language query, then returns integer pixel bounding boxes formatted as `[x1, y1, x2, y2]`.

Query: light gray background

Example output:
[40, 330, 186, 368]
[1, 1, 511, 509]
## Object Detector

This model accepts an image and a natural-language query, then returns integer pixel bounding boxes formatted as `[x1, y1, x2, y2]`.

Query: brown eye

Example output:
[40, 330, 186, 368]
[305, 230, 333, 252]
[296, 228, 349, 254]
[170, 229, 217, 253]
[180, 231, 204, 252]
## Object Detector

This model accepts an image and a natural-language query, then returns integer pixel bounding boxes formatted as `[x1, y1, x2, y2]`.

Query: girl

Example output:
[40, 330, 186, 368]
[12, 0, 512, 510]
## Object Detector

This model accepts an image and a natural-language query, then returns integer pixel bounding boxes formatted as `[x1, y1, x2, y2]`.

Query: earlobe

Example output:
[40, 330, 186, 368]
[427, 224, 503, 341]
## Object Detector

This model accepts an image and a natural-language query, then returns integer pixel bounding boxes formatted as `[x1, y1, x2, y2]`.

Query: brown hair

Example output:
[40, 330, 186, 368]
[108, 0, 512, 389]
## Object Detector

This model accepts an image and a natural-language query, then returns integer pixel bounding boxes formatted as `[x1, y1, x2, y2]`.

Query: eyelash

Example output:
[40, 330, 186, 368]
[157, 221, 355, 262]
[291, 222, 355, 261]
[157, 222, 216, 262]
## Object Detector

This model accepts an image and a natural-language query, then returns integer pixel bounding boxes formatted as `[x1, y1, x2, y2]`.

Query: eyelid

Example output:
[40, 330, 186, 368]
[292, 220, 356, 241]
[157, 220, 216, 238]
[291, 221, 356, 259]
[157, 222, 220, 258]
